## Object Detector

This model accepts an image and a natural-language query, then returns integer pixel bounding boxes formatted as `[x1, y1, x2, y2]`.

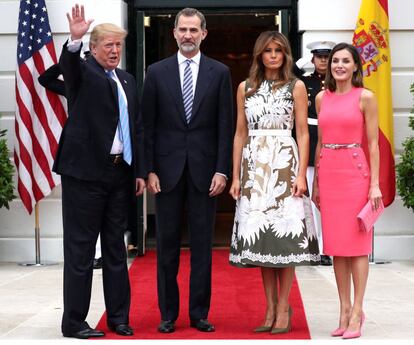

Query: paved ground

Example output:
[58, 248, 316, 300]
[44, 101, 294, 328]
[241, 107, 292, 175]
[0, 257, 413, 343]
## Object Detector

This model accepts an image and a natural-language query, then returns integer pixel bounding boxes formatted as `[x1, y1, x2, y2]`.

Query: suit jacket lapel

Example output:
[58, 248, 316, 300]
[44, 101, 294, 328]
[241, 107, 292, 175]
[164, 55, 187, 124]
[89, 57, 118, 102]
[192, 54, 212, 121]
[115, 70, 131, 105]
[114, 70, 136, 135]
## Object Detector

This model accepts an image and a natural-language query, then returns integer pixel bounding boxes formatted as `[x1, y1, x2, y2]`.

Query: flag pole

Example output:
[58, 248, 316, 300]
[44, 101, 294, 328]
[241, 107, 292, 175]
[18, 203, 57, 267]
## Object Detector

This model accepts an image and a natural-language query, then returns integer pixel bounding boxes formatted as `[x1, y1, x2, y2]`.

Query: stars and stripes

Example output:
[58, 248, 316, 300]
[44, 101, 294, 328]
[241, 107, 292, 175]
[15, 0, 67, 214]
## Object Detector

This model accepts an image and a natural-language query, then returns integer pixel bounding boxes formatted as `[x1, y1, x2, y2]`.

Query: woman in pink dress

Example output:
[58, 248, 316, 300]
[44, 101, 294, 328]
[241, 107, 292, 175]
[312, 43, 382, 339]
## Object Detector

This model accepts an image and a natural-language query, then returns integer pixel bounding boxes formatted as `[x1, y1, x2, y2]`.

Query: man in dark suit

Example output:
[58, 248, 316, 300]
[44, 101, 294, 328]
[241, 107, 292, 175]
[296, 41, 335, 266]
[38, 49, 106, 270]
[54, 4, 145, 339]
[142, 7, 233, 334]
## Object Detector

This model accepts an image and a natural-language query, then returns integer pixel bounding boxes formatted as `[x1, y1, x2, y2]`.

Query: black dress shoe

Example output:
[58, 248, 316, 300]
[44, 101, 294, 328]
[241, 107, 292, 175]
[63, 327, 105, 339]
[190, 319, 215, 332]
[158, 320, 175, 333]
[93, 257, 102, 269]
[321, 255, 332, 266]
[109, 323, 133, 336]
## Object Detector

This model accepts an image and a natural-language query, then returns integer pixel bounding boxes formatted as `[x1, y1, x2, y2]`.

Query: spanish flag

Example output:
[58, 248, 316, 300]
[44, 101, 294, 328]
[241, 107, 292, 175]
[353, 0, 395, 206]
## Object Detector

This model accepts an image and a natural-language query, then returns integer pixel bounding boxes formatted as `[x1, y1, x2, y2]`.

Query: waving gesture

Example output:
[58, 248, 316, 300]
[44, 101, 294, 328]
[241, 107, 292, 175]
[66, 4, 94, 40]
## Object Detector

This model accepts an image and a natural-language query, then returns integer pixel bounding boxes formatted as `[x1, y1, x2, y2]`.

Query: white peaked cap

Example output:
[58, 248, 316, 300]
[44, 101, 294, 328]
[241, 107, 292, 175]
[306, 41, 336, 54]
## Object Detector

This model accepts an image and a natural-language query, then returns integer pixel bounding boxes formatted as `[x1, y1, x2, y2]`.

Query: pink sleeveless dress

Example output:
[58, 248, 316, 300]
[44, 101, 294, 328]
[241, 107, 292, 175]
[318, 87, 372, 256]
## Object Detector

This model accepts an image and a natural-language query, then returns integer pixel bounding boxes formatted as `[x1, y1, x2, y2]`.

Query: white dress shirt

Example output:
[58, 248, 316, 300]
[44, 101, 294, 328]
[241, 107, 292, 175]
[177, 50, 200, 96]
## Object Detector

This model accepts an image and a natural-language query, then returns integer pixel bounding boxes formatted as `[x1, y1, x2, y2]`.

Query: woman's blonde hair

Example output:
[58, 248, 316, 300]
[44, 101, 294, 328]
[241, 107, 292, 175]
[90, 23, 127, 46]
[246, 31, 293, 97]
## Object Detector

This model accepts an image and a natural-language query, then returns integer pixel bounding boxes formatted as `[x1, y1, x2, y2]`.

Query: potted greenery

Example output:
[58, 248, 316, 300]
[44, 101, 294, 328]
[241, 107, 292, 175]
[396, 83, 414, 212]
[0, 129, 15, 209]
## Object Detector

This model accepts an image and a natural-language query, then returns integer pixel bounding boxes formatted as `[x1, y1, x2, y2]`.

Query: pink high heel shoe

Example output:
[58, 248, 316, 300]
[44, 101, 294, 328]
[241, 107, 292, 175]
[331, 327, 346, 337]
[331, 311, 350, 337]
[342, 311, 365, 339]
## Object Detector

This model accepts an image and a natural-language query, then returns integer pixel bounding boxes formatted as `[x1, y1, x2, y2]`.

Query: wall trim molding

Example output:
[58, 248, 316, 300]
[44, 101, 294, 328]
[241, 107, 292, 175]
[0, 236, 413, 262]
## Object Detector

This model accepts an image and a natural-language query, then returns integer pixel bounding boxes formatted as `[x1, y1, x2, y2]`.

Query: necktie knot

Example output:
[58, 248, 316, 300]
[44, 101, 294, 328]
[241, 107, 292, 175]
[106, 70, 115, 78]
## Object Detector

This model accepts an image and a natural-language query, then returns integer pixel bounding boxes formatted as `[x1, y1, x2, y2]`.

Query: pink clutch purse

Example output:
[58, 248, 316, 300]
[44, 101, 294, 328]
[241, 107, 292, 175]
[357, 199, 384, 233]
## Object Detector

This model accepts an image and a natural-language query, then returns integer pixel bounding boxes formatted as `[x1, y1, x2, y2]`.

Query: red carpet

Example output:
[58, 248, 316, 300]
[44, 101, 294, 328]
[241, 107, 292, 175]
[96, 249, 311, 339]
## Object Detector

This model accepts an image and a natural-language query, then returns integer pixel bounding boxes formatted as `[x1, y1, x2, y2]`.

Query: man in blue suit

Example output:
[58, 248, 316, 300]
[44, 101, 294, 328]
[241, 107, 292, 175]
[142, 7, 233, 334]
[54, 4, 146, 339]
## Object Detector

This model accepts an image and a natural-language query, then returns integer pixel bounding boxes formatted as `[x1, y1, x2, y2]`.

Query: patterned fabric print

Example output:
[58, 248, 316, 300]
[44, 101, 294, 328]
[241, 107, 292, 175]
[230, 80, 320, 267]
[244, 81, 295, 131]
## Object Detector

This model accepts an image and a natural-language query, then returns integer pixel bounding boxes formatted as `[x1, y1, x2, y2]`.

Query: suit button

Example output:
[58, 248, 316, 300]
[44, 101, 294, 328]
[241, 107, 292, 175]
[319, 153, 323, 158]
[357, 163, 362, 169]
[363, 173, 368, 178]
[353, 152, 358, 158]
[317, 163, 320, 168]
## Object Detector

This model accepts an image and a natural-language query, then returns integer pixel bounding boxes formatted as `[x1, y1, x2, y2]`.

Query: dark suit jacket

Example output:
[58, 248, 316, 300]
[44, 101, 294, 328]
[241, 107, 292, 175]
[142, 53, 233, 193]
[53, 42, 145, 180]
[38, 63, 66, 96]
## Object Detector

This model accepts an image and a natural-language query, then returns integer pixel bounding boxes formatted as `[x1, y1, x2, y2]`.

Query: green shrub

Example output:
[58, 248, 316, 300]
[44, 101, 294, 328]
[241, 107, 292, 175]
[396, 83, 414, 212]
[0, 129, 15, 209]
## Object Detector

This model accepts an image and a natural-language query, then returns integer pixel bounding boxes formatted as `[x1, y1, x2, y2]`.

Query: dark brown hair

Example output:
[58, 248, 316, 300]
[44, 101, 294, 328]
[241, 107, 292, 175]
[246, 31, 293, 97]
[325, 42, 364, 92]
[174, 8, 206, 30]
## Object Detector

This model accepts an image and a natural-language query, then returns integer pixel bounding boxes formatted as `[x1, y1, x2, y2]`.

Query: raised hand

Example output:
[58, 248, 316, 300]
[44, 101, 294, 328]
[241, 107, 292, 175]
[66, 4, 94, 40]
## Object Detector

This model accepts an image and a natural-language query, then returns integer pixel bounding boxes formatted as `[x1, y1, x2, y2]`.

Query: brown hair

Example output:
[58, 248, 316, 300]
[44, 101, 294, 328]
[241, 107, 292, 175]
[246, 31, 293, 97]
[325, 42, 364, 92]
[174, 8, 206, 31]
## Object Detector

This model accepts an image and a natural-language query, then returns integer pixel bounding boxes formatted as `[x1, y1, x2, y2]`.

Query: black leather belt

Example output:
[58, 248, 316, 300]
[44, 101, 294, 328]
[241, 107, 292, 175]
[109, 154, 123, 164]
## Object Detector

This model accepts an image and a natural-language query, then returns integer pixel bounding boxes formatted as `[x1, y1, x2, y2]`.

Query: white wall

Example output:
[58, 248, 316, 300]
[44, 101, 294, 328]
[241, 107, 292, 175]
[298, 0, 414, 258]
[0, 0, 127, 262]
[1, 0, 413, 261]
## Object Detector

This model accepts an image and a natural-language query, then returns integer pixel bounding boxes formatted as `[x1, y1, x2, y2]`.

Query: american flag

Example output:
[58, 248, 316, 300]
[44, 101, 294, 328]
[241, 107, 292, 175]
[15, 0, 67, 214]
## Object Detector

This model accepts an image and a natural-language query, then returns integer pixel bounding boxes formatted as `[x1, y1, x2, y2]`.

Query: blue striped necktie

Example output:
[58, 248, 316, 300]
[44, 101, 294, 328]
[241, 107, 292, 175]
[182, 59, 193, 123]
[107, 70, 132, 165]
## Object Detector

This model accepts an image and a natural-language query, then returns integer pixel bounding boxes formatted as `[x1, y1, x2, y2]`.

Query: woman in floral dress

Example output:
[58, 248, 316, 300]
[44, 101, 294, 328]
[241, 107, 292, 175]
[229, 31, 320, 334]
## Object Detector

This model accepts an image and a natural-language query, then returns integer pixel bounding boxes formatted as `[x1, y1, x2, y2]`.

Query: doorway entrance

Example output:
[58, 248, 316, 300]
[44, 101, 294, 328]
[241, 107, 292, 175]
[145, 13, 281, 247]
[127, 1, 300, 252]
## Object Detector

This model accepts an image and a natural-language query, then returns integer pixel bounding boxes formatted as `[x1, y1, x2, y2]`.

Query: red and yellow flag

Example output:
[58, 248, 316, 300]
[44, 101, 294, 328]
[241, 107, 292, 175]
[353, 0, 395, 206]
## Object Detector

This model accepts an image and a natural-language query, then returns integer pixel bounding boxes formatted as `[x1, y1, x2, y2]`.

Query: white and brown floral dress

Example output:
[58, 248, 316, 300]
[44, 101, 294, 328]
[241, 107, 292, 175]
[229, 79, 320, 268]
